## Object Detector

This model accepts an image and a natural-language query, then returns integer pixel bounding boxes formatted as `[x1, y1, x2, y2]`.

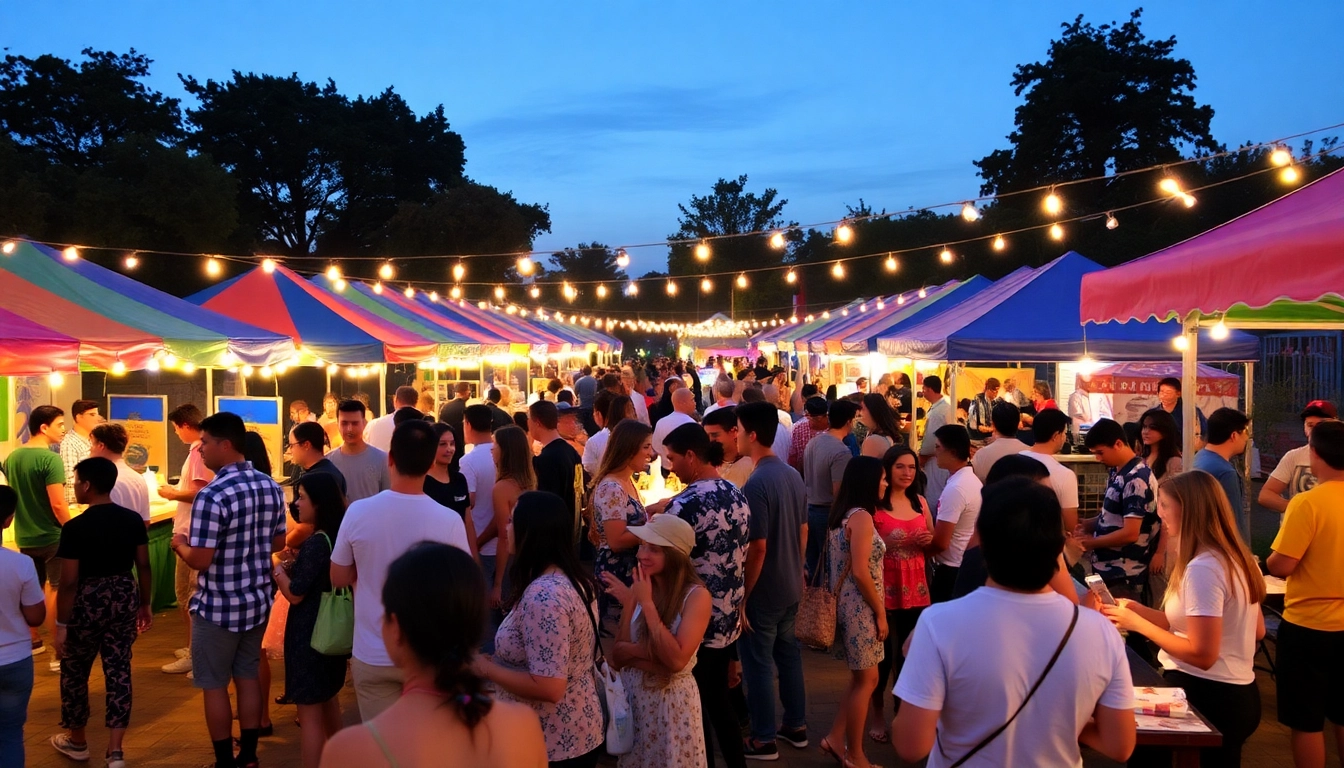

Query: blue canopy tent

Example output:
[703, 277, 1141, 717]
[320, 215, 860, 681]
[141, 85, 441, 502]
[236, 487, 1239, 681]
[837, 276, 996, 355]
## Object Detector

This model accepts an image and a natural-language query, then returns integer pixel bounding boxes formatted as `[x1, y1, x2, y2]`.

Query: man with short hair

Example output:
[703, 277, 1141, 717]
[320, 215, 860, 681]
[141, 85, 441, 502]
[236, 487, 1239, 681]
[1267, 420, 1344, 766]
[460, 404, 501, 637]
[1080, 419, 1158, 602]
[918, 376, 952, 508]
[735, 401, 809, 760]
[787, 397, 829, 475]
[3, 404, 70, 658]
[158, 404, 214, 674]
[966, 377, 1000, 442]
[582, 390, 616, 476]
[894, 478, 1136, 767]
[365, 386, 419, 451]
[60, 399, 101, 505]
[574, 365, 599, 434]
[651, 388, 698, 464]
[1260, 400, 1336, 525]
[703, 407, 753, 488]
[1022, 409, 1080, 532]
[741, 387, 791, 460]
[705, 378, 737, 416]
[437, 382, 472, 428]
[1156, 376, 1207, 445]
[600, 372, 622, 396]
[331, 420, 470, 721]
[326, 400, 391, 502]
[530, 401, 583, 531]
[1068, 373, 1112, 426]
[288, 421, 347, 507]
[88, 423, 150, 525]
[970, 401, 1029, 482]
[927, 424, 982, 603]
[1191, 407, 1251, 532]
[170, 412, 287, 768]
[802, 398, 857, 579]
[484, 388, 513, 432]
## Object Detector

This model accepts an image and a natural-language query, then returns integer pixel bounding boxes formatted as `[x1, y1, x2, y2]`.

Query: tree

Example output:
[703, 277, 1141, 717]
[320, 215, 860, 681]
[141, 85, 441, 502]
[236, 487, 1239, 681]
[547, 242, 625, 283]
[0, 49, 183, 167]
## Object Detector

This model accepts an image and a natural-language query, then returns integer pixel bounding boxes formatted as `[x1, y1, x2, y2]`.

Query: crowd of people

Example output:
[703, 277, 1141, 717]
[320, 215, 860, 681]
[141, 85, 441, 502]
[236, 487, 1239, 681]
[0, 356, 1336, 768]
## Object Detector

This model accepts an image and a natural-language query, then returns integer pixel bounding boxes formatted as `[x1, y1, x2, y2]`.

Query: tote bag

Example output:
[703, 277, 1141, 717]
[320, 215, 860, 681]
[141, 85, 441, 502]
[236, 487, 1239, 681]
[796, 536, 848, 650]
[308, 532, 355, 656]
[574, 578, 634, 755]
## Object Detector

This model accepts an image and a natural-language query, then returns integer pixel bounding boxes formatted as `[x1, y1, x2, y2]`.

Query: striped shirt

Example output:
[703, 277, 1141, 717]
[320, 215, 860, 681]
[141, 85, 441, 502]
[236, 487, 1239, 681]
[188, 461, 287, 632]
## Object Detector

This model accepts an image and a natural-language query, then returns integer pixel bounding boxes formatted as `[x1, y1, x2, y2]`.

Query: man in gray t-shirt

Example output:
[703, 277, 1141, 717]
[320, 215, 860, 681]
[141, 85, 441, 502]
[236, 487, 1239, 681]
[326, 401, 392, 502]
[802, 399, 856, 579]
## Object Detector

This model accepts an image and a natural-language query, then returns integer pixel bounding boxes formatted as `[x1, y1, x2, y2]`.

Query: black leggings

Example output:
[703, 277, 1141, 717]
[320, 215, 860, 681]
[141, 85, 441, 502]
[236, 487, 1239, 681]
[1164, 669, 1261, 768]
[693, 643, 746, 768]
[874, 608, 924, 711]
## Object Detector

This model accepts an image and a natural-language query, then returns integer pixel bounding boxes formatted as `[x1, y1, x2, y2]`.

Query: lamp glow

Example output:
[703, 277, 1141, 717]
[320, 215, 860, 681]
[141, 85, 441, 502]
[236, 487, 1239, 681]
[960, 202, 981, 222]
[205, 258, 222, 277]
[918, 288, 927, 299]
[124, 255, 139, 269]
[1281, 166, 1300, 184]
[993, 235, 1006, 251]
[666, 280, 678, 296]
[1043, 191, 1062, 216]
[48, 372, 64, 388]
[1049, 223, 1064, 241]
[404, 286, 415, 298]
[450, 286, 462, 299]
[1172, 335, 1190, 352]
[183, 362, 197, 374]
[695, 242, 711, 261]
[831, 262, 845, 279]
[372, 281, 384, 295]
[516, 256, 535, 276]
[494, 285, 506, 300]
[379, 262, 394, 280]
[1180, 193, 1197, 208]
[939, 247, 953, 264]
[596, 284, 608, 298]
[333, 278, 347, 292]
[111, 360, 127, 376]
[1159, 177, 1182, 195]
[241, 365, 254, 377]
[1105, 213, 1119, 230]
[700, 277, 713, 293]
[529, 285, 541, 299]
[326, 265, 341, 281]
[1270, 147, 1293, 167]
[1, 241, 14, 254]
[615, 249, 630, 268]
[62, 246, 79, 261]
[146, 358, 160, 372]
[736, 273, 748, 289]
[885, 255, 898, 272]
[835, 224, 854, 244]
[452, 263, 466, 281]
[785, 269, 797, 284]
[770, 232, 786, 249]
[1211, 320, 1230, 340]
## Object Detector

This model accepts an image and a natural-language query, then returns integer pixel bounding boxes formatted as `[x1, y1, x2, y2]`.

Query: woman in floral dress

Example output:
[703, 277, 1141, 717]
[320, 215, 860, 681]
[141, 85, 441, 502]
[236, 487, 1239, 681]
[477, 491, 604, 767]
[867, 445, 933, 744]
[821, 456, 887, 768]
[602, 514, 710, 768]
[589, 420, 654, 638]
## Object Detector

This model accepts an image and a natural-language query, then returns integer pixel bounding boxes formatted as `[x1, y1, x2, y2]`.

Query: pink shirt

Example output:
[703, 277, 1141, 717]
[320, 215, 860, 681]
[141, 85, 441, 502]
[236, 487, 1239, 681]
[172, 441, 214, 537]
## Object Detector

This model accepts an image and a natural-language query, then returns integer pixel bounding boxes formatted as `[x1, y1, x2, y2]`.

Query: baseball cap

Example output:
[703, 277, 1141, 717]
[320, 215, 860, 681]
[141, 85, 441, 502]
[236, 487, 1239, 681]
[556, 401, 577, 415]
[1301, 400, 1338, 420]
[626, 514, 695, 556]
[804, 397, 829, 416]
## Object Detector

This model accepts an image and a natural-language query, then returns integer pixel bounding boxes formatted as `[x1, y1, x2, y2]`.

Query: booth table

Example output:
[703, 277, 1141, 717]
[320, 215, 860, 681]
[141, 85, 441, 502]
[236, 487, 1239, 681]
[1128, 647, 1223, 766]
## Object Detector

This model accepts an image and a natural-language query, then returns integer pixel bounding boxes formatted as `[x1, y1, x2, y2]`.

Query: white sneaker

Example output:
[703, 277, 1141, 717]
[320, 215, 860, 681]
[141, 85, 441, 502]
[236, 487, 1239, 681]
[105, 750, 127, 768]
[32, 642, 46, 656]
[161, 655, 193, 674]
[51, 733, 90, 761]
[49, 659, 61, 673]
[174, 647, 191, 659]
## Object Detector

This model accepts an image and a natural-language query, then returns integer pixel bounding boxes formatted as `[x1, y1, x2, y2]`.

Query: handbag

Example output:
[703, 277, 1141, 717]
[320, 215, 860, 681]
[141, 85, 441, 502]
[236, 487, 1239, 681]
[574, 577, 634, 755]
[938, 604, 1080, 767]
[308, 532, 355, 656]
[796, 532, 849, 650]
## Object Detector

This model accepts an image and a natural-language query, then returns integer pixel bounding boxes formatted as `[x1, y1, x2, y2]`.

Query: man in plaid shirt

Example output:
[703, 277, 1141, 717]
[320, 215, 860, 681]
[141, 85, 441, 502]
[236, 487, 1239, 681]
[171, 412, 286, 768]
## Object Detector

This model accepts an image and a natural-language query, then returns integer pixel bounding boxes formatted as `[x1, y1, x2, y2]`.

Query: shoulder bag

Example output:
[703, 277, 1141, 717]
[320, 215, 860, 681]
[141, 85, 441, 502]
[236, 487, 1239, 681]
[796, 530, 849, 650]
[308, 531, 355, 656]
[572, 576, 634, 755]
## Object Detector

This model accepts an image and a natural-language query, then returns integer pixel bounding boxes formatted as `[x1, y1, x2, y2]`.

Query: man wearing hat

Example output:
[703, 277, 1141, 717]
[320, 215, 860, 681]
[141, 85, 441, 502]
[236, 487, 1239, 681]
[1260, 400, 1338, 528]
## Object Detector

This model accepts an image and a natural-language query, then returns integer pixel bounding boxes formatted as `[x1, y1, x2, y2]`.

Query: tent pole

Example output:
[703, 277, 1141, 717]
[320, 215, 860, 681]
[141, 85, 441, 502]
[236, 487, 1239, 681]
[325, 368, 332, 397]
[380, 364, 388, 418]
[947, 362, 959, 420]
[1242, 361, 1255, 543]
[205, 367, 214, 415]
[1181, 312, 1198, 460]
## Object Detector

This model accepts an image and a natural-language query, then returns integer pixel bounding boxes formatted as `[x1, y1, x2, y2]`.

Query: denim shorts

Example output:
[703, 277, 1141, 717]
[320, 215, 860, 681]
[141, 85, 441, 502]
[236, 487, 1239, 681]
[191, 618, 265, 690]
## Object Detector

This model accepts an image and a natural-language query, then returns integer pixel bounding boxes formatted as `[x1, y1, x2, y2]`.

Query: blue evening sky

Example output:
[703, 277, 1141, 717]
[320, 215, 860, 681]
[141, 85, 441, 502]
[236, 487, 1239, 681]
[4, 2, 1340, 273]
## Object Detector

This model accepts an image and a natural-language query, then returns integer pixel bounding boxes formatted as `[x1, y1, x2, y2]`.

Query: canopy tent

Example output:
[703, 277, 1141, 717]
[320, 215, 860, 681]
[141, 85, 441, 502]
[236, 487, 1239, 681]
[405, 294, 581, 356]
[878, 252, 1260, 361]
[190, 265, 438, 364]
[752, 299, 866, 353]
[0, 308, 81, 376]
[1089, 362, 1240, 426]
[2, 240, 294, 368]
[533, 313, 622, 355]
[787, 295, 908, 354]
[678, 313, 754, 360]
[839, 277, 995, 355]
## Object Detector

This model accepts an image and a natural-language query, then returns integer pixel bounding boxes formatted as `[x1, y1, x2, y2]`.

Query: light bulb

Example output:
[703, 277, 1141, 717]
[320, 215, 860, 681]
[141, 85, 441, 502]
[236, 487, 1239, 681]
[701, 277, 713, 293]
[1, 240, 15, 254]
[1049, 223, 1065, 241]
[124, 255, 139, 269]
[452, 263, 466, 281]
[695, 242, 711, 261]
[993, 235, 1006, 251]
[111, 360, 127, 376]
[666, 280, 678, 296]
[163, 354, 178, 369]
[790, 315, 799, 324]
[206, 258, 222, 277]
[529, 285, 541, 299]
[736, 273, 748, 289]
[596, 284, 609, 298]
[822, 311, 831, 320]
[260, 365, 273, 378]
[1211, 320, 1230, 340]
[450, 285, 462, 299]
[379, 262, 394, 280]
[1159, 177, 1182, 195]
[885, 255, 898, 272]
[183, 362, 197, 374]
[48, 371, 64, 388]
[344, 367, 357, 379]
[372, 281, 384, 294]
[494, 285, 506, 300]
[516, 256, 535, 276]
[261, 258, 276, 274]
[146, 358, 160, 372]
[876, 299, 885, 309]
[221, 351, 236, 366]
[1270, 147, 1293, 167]
[1281, 166, 1300, 184]
[896, 294, 906, 305]
[62, 246, 79, 261]
[785, 269, 797, 284]
[404, 286, 415, 298]
[327, 363, 339, 375]
[1172, 335, 1190, 352]
[835, 224, 854, 244]
[806, 314, 815, 323]
[615, 249, 630, 268]
[939, 247, 954, 264]
[1105, 213, 1119, 230]
[840, 308, 849, 317]
[1043, 191, 1062, 216]
[918, 288, 927, 299]
[1180, 193, 1197, 208]
[960, 202, 981, 222]
[831, 262, 845, 279]
[429, 290, 439, 301]
[333, 278, 347, 292]
[563, 282, 577, 301]
[241, 365, 255, 377]
[770, 232, 786, 249]
[625, 282, 639, 297]
[326, 265, 341, 281]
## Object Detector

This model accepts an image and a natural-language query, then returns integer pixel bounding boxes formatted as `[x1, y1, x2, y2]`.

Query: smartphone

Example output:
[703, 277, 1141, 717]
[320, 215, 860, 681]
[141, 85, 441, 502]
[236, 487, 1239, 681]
[1084, 575, 1117, 606]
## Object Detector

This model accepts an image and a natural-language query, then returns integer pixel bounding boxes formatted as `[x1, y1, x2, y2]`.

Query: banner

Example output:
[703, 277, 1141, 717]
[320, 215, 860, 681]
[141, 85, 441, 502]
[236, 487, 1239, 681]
[215, 396, 283, 479]
[108, 395, 168, 473]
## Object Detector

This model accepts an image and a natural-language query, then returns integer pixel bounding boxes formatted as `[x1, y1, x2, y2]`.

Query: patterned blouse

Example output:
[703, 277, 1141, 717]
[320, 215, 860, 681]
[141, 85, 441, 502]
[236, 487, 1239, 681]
[493, 572, 604, 761]
[592, 477, 648, 632]
[665, 478, 751, 648]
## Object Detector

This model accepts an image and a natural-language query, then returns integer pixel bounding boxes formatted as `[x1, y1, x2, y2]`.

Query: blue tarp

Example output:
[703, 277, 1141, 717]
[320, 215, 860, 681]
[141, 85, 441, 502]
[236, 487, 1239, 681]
[876, 252, 1260, 361]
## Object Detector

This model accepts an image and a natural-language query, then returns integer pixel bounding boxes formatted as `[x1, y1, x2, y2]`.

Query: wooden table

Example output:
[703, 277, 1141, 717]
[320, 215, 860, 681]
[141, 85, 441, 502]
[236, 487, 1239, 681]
[1128, 647, 1223, 767]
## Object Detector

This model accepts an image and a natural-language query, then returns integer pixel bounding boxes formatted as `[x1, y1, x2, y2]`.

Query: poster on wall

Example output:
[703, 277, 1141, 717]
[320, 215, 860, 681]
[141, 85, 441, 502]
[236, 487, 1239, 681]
[108, 395, 169, 473]
[215, 396, 283, 479]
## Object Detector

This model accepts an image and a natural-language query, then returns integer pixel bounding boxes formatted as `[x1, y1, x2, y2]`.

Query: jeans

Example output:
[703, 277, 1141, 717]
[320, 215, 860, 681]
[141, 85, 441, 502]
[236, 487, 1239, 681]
[739, 600, 807, 742]
[693, 644, 746, 768]
[804, 505, 831, 582]
[0, 657, 33, 767]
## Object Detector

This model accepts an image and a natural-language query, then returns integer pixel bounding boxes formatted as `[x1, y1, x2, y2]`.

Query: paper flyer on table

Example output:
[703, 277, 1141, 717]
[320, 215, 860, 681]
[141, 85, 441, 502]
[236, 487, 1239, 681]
[1135, 714, 1213, 733]
[1133, 687, 1190, 718]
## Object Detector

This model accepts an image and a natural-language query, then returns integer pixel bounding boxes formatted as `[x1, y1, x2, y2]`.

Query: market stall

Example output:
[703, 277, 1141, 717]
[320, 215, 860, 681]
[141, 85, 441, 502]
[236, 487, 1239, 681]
[1088, 362, 1240, 426]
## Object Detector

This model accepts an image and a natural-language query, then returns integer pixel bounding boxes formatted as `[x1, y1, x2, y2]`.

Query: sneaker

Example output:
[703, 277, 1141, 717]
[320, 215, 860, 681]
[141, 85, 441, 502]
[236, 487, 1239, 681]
[49, 659, 61, 673]
[162, 655, 193, 674]
[742, 738, 779, 761]
[32, 640, 46, 656]
[51, 733, 90, 761]
[776, 726, 809, 748]
[187, 671, 194, 681]
[106, 750, 127, 768]
[174, 647, 191, 659]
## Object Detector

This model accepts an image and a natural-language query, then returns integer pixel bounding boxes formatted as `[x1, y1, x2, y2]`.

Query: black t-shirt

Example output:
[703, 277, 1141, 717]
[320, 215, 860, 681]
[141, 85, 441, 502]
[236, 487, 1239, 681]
[439, 398, 467, 428]
[56, 503, 148, 580]
[424, 472, 470, 518]
[534, 438, 582, 522]
[292, 458, 348, 520]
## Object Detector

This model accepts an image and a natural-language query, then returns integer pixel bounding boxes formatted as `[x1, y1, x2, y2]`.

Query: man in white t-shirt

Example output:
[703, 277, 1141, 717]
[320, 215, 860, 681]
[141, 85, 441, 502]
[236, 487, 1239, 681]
[894, 477, 1136, 768]
[919, 376, 952, 509]
[158, 404, 213, 674]
[331, 420, 469, 721]
[89, 424, 151, 525]
[652, 388, 698, 463]
[364, 386, 418, 452]
[1259, 400, 1336, 528]
[970, 401, 1029, 483]
[928, 424, 982, 603]
[1022, 409, 1080, 532]
[703, 378, 737, 416]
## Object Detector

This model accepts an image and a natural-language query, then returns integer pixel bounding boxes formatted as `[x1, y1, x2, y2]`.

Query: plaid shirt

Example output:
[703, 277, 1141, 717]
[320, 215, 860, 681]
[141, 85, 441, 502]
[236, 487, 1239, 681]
[788, 418, 819, 474]
[188, 461, 287, 632]
[60, 431, 91, 505]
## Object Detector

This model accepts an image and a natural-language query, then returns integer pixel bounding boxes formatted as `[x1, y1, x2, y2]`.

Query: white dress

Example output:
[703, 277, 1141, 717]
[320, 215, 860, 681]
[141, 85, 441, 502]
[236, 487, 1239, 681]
[617, 590, 707, 768]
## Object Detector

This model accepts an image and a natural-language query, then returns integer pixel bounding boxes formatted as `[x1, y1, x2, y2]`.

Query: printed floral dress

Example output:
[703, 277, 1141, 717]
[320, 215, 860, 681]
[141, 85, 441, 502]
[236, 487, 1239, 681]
[829, 507, 886, 670]
[592, 477, 647, 635]
[618, 592, 707, 768]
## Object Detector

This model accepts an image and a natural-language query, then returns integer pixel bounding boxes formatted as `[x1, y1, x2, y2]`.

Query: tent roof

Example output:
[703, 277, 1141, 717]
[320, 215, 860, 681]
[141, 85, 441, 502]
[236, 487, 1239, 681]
[0, 308, 81, 376]
[841, 277, 995, 355]
[878, 252, 1259, 361]
[2, 241, 292, 367]
[190, 266, 438, 364]
[308, 277, 508, 357]
[1081, 166, 1344, 324]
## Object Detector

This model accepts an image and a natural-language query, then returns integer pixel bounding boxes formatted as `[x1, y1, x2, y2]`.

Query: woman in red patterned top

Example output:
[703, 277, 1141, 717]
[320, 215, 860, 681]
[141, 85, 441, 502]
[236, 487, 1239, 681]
[865, 445, 934, 744]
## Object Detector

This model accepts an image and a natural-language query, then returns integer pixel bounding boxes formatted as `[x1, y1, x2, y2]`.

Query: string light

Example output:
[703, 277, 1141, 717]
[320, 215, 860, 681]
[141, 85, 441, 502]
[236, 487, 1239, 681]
[452, 263, 466, 281]
[1049, 223, 1065, 241]
[770, 232, 786, 249]
[960, 202, 981, 222]
[695, 241, 711, 261]
[1043, 189, 1062, 216]
[48, 372, 64, 388]
[379, 262, 395, 280]
[615, 249, 630, 268]
[1210, 319, 1230, 340]
[241, 365, 254, 377]
[327, 363, 339, 375]
[736, 273, 749, 289]
[822, 311, 831, 320]
[918, 287, 927, 299]
[666, 279, 679, 296]
[62, 246, 79, 261]
[1179, 193, 1197, 208]
[183, 361, 197, 374]
[625, 282, 639, 297]
[938, 247, 954, 264]
[700, 277, 713, 293]
[333, 278, 347, 292]
[1270, 147, 1293, 167]
[1, 241, 14, 254]
[428, 290, 439, 301]
[831, 262, 845, 279]
[146, 358, 160, 372]
[261, 365, 274, 378]
[563, 282, 577, 301]
[596, 284, 609, 298]
[111, 360, 127, 376]
[885, 254, 898, 272]
[206, 257, 222, 277]
[325, 265, 341, 281]
[1281, 165, 1300, 184]
[163, 353, 178, 369]
[840, 308, 849, 317]
[124, 254, 139, 269]
[516, 256, 535, 276]
[494, 285, 506, 300]
[1105, 213, 1119, 230]
[876, 298, 885, 310]
[835, 223, 854, 244]
[785, 269, 797, 284]
[372, 281, 384, 294]
[1172, 335, 1190, 351]
[450, 286, 462, 299]
[896, 294, 906, 305]
[261, 258, 276, 273]
[403, 286, 415, 298]
[529, 285, 541, 299]
[993, 235, 1006, 251]
[1159, 177, 1182, 195]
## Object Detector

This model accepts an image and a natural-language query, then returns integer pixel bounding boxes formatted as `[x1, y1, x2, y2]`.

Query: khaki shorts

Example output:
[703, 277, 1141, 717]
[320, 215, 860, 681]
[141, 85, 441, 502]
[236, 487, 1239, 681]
[174, 558, 198, 609]
[20, 544, 62, 591]
[191, 618, 264, 690]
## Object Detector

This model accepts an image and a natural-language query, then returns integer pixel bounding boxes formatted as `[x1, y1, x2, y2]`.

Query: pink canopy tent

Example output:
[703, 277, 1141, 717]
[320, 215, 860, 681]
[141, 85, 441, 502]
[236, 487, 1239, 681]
[0, 308, 81, 376]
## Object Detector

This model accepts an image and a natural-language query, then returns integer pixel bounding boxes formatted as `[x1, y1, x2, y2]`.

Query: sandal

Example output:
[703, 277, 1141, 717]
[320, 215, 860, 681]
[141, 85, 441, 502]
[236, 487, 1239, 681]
[867, 724, 890, 744]
[819, 736, 843, 765]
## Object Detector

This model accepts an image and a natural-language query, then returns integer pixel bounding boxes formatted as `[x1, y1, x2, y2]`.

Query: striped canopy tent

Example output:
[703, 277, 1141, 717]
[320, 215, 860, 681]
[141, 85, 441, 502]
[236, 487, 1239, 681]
[404, 293, 568, 357]
[1, 240, 293, 369]
[189, 265, 438, 364]
[752, 299, 866, 354]
[526, 309, 623, 354]
[0, 308, 81, 376]
[838, 277, 995, 355]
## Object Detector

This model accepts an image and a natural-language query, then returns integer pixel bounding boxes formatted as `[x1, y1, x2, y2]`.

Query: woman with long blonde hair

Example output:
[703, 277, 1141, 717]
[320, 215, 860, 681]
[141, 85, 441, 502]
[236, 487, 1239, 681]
[603, 514, 711, 768]
[1103, 471, 1266, 767]
[590, 420, 655, 637]
[487, 426, 535, 609]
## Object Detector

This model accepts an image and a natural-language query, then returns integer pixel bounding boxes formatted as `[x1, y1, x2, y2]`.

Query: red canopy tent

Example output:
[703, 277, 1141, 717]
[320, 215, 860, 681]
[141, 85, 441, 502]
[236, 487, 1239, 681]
[0, 308, 81, 376]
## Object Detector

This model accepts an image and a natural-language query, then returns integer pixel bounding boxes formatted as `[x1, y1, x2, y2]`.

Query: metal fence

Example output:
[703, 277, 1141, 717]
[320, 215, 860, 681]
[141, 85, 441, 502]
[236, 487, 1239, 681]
[1256, 331, 1343, 461]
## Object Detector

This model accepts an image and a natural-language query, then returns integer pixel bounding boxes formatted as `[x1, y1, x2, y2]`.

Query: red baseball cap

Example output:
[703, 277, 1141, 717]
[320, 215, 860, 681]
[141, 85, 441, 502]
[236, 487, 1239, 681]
[1301, 400, 1338, 420]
